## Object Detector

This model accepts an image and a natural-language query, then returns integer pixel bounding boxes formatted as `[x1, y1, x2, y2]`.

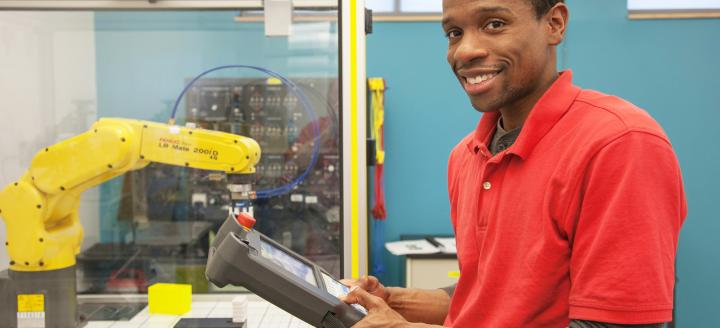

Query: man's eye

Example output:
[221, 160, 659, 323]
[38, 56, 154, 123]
[484, 20, 506, 30]
[446, 30, 462, 39]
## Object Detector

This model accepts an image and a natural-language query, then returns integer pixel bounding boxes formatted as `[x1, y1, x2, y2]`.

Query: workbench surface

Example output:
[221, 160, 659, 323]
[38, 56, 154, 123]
[84, 299, 314, 328]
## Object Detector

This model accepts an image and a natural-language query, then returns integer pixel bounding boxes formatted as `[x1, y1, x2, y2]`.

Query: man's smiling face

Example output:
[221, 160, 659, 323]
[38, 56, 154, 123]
[443, 0, 558, 113]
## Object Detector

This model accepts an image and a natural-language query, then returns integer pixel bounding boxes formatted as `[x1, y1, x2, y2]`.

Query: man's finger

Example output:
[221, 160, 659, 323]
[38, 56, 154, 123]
[341, 276, 371, 289]
[344, 286, 384, 310]
[340, 286, 359, 304]
[358, 276, 382, 291]
[359, 276, 376, 289]
[339, 278, 356, 287]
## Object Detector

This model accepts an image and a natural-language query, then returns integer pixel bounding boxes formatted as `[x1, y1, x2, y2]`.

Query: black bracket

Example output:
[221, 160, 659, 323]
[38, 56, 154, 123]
[321, 312, 347, 328]
[365, 8, 373, 35]
[367, 138, 376, 166]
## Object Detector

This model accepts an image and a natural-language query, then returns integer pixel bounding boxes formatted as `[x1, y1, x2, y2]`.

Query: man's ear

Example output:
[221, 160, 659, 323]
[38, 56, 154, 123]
[546, 3, 569, 46]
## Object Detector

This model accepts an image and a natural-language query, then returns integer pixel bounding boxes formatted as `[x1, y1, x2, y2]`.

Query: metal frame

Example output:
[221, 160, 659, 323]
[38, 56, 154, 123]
[234, 12, 441, 22]
[628, 9, 720, 19]
[627, 0, 720, 19]
[368, 0, 441, 15]
[0, 0, 336, 10]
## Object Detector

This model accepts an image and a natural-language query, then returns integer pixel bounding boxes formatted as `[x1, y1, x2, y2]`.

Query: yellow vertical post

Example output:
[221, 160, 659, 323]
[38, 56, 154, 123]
[349, 0, 360, 279]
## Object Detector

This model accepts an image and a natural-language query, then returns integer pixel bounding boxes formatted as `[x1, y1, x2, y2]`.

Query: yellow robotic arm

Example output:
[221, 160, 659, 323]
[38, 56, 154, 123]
[0, 118, 260, 273]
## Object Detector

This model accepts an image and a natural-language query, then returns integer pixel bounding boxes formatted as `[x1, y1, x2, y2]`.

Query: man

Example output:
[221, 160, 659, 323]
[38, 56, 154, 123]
[342, 0, 686, 327]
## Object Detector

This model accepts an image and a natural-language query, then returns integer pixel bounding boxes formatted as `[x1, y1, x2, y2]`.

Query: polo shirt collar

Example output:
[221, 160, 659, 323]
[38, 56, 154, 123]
[466, 70, 581, 159]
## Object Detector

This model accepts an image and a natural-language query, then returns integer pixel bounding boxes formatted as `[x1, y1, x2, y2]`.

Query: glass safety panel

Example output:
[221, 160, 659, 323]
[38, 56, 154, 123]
[0, 6, 341, 305]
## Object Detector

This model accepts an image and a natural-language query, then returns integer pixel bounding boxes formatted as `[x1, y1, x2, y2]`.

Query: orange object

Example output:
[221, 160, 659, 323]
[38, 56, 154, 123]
[236, 213, 256, 229]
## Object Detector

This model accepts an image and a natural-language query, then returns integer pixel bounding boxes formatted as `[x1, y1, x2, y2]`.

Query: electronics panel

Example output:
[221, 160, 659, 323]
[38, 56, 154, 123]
[185, 77, 342, 277]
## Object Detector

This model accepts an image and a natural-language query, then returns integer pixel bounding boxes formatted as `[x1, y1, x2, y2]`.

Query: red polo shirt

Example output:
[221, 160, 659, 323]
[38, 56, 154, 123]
[444, 71, 686, 327]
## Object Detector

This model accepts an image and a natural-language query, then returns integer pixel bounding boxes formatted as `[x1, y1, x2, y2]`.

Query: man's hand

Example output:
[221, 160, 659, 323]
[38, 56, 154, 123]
[342, 286, 408, 328]
[340, 276, 390, 302]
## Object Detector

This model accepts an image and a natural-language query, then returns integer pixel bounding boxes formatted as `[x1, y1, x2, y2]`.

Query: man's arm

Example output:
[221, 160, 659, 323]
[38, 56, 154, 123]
[384, 287, 450, 324]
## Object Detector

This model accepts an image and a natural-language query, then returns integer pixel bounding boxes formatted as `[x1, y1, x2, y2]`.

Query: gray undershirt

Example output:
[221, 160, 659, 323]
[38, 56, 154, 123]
[489, 118, 521, 155]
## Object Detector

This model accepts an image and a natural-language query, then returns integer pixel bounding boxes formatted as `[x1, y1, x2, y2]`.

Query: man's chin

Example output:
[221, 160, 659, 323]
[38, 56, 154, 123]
[469, 98, 501, 113]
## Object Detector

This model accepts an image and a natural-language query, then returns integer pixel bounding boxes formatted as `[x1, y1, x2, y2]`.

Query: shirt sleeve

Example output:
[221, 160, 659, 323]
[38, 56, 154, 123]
[565, 131, 686, 324]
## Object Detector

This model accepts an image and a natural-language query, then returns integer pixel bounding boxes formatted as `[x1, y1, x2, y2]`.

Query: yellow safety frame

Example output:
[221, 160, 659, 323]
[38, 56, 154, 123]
[342, 0, 369, 279]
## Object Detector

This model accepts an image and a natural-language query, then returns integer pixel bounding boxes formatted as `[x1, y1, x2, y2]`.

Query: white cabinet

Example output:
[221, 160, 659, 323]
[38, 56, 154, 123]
[405, 255, 459, 289]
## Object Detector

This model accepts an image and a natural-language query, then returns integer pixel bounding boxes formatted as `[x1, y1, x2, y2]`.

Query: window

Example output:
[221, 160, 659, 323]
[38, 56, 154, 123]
[365, 0, 442, 21]
[399, 0, 442, 13]
[366, 0, 395, 13]
[628, 0, 720, 19]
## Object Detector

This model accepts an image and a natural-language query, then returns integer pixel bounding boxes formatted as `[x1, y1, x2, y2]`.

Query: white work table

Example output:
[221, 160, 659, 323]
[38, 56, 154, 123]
[82, 294, 314, 328]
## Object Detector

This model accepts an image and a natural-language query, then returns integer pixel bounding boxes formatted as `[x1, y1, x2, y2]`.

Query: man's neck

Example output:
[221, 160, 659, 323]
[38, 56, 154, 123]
[499, 70, 560, 130]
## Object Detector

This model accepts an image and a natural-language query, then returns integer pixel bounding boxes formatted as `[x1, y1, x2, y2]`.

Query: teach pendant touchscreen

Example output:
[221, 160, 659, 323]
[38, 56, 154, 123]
[258, 238, 366, 315]
[259, 239, 317, 287]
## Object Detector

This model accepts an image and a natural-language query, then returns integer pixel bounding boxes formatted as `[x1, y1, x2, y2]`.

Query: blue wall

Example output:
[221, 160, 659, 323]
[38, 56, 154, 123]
[367, 0, 720, 325]
[366, 22, 469, 285]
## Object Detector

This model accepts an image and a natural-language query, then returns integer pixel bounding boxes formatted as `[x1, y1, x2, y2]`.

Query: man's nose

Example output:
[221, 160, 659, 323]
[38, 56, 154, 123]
[452, 34, 490, 67]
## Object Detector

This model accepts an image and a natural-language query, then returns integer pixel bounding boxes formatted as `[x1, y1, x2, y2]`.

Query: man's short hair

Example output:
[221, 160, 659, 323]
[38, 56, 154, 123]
[530, 0, 565, 18]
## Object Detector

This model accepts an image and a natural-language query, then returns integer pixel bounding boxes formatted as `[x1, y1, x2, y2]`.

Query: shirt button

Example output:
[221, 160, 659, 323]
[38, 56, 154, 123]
[483, 181, 491, 190]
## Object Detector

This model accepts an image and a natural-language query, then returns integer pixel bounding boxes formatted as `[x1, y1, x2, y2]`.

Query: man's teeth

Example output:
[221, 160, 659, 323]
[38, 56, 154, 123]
[467, 73, 498, 85]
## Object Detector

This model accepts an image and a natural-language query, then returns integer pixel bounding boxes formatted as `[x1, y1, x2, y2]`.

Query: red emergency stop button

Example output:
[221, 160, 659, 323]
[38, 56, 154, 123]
[236, 213, 256, 229]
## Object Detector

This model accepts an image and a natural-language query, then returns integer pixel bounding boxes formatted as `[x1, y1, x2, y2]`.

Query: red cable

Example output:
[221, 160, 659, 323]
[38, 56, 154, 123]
[372, 162, 386, 220]
[371, 91, 387, 220]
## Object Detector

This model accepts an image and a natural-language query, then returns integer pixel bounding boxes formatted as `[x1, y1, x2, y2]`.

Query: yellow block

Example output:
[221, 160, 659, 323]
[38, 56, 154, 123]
[17, 294, 44, 312]
[448, 271, 461, 278]
[148, 283, 192, 315]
